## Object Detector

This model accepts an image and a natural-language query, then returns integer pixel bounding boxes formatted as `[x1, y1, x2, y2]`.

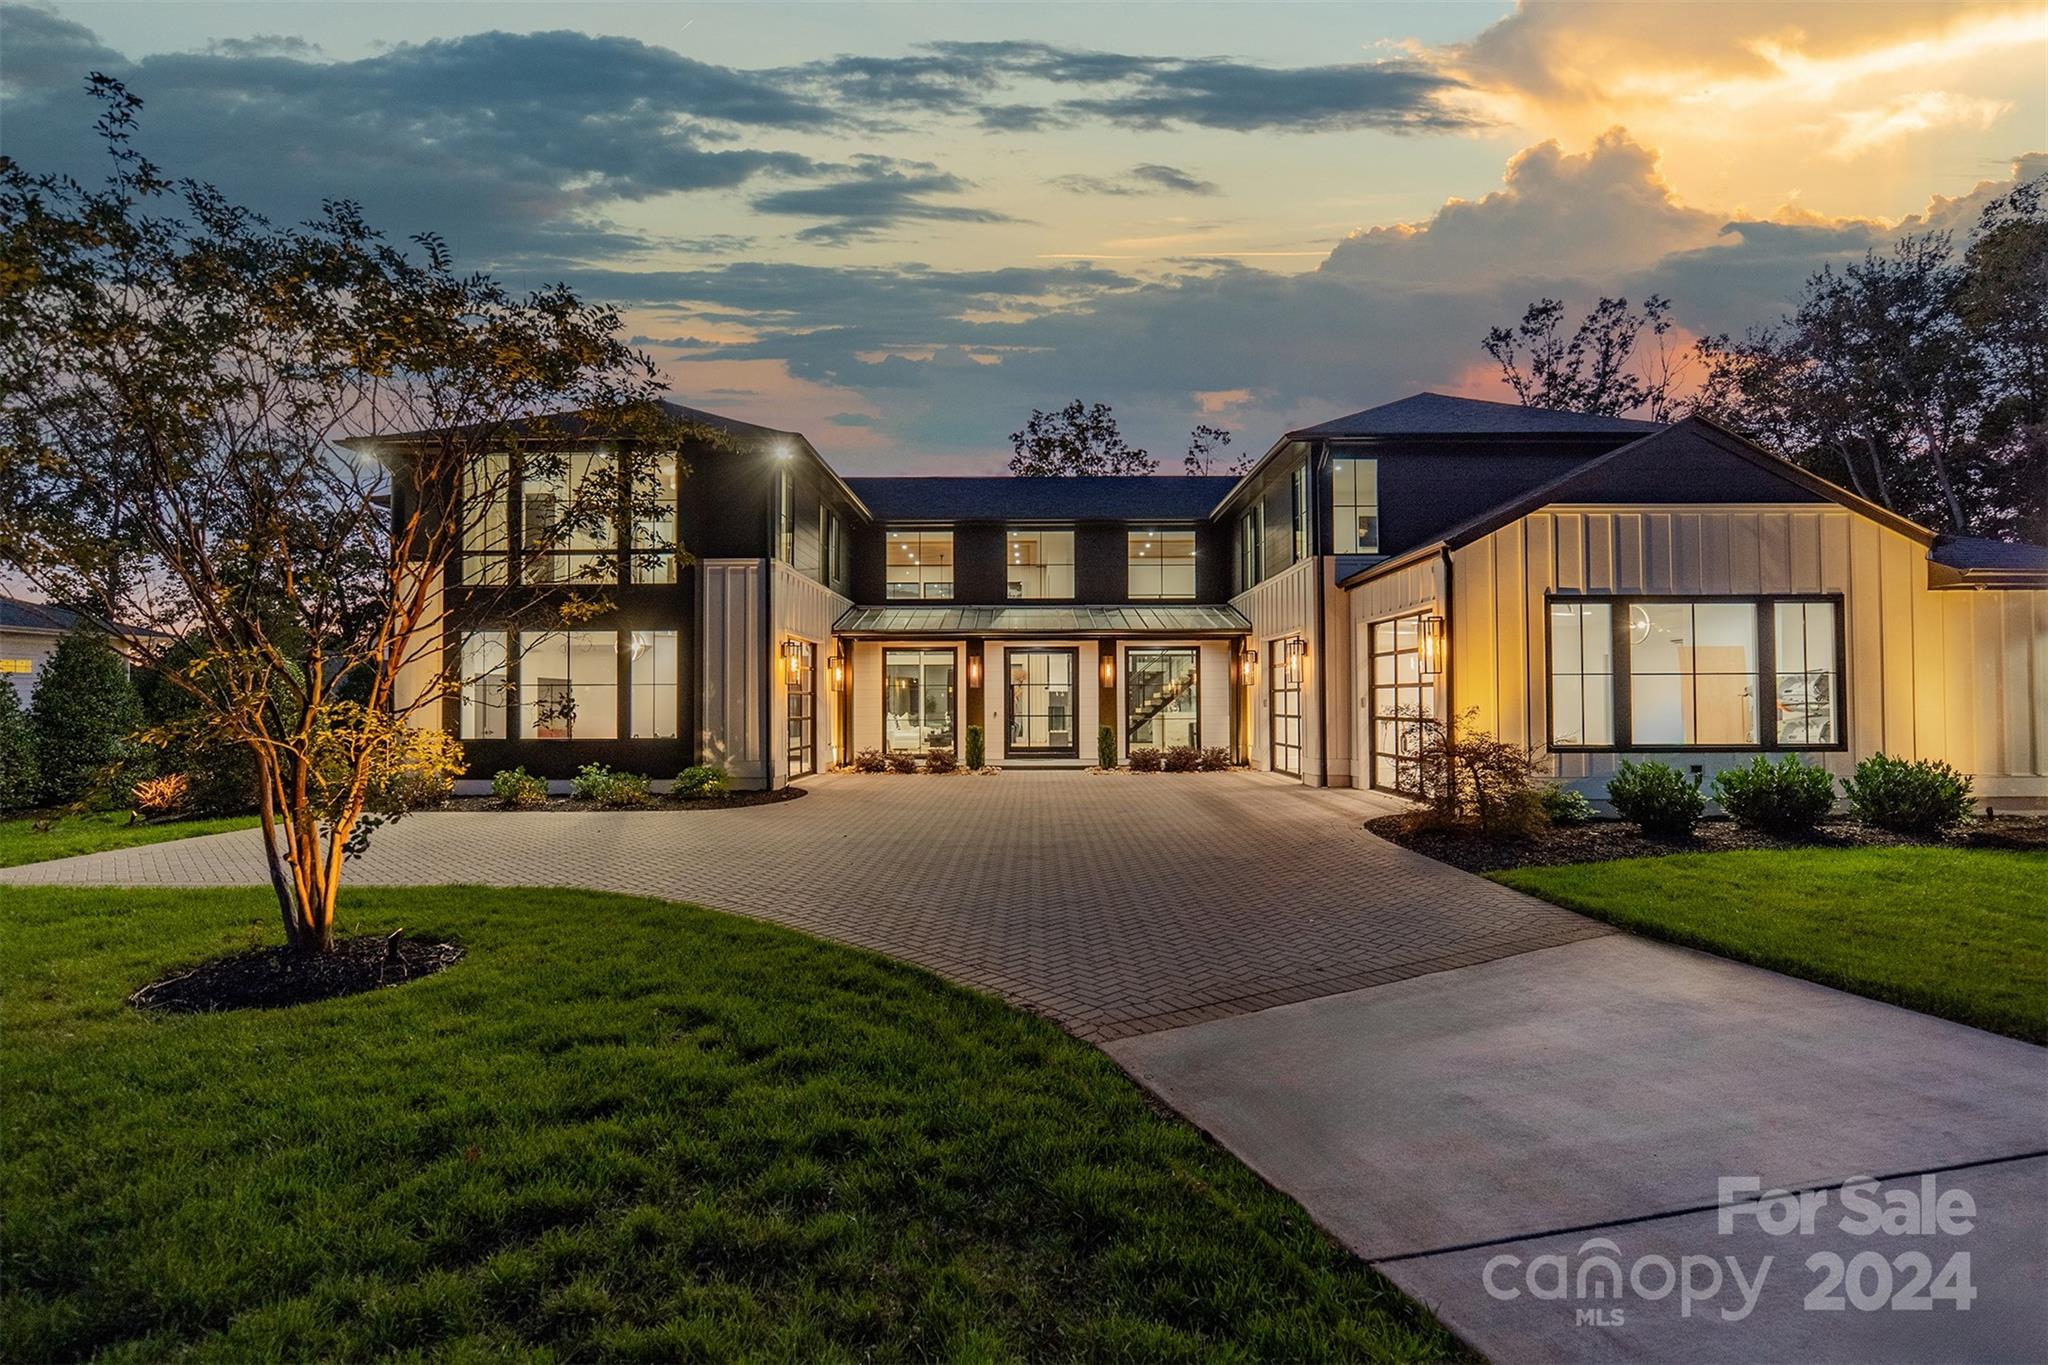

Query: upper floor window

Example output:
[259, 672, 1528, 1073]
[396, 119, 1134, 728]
[823, 509, 847, 587]
[774, 470, 796, 564]
[460, 449, 676, 587]
[1291, 465, 1309, 561]
[1008, 529, 1075, 599]
[1238, 505, 1263, 589]
[886, 528, 954, 599]
[630, 455, 679, 584]
[1332, 457, 1379, 554]
[522, 451, 616, 585]
[1129, 529, 1196, 600]
[461, 454, 512, 586]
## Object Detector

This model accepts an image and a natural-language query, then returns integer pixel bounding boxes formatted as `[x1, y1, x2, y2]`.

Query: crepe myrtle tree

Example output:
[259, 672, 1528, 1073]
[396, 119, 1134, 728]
[0, 77, 703, 952]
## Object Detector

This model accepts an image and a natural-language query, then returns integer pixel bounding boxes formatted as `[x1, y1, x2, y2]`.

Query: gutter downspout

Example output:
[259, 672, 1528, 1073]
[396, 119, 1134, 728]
[1439, 545, 1455, 739]
[1315, 546, 1329, 788]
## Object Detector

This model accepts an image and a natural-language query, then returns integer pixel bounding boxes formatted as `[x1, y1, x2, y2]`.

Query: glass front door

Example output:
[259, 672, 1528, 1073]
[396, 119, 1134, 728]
[786, 640, 815, 777]
[1371, 614, 1434, 794]
[1005, 648, 1078, 756]
[1269, 636, 1302, 775]
[883, 648, 956, 753]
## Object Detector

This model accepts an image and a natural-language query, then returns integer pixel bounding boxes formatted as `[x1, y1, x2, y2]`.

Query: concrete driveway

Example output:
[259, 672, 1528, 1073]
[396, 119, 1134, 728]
[6, 770, 2043, 1360]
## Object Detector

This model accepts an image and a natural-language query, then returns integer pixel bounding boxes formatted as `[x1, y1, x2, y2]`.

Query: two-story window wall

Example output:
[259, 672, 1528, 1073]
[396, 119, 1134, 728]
[885, 529, 955, 599]
[459, 450, 679, 586]
[1128, 530, 1197, 600]
[1007, 529, 1075, 599]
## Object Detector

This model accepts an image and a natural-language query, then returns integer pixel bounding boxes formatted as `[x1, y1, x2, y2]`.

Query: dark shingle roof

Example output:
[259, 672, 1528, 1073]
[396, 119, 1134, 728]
[1287, 392, 1665, 440]
[845, 476, 1234, 522]
[1930, 536, 2048, 573]
[836, 604, 1249, 636]
[0, 596, 82, 632]
[341, 399, 799, 448]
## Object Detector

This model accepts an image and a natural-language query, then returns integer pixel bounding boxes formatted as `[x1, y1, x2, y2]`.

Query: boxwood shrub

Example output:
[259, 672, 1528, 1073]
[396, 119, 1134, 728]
[673, 765, 731, 801]
[490, 767, 548, 809]
[1711, 754, 1837, 834]
[1606, 759, 1705, 837]
[1842, 753, 1975, 833]
[570, 763, 652, 808]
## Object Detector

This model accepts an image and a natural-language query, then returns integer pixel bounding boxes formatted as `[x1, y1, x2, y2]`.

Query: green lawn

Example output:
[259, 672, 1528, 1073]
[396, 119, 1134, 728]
[0, 810, 259, 868]
[1, 885, 1461, 1362]
[1493, 848, 2048, 1043]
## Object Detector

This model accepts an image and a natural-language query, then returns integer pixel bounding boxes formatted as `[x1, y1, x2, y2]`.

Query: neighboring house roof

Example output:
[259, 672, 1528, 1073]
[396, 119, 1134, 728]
[845, 476, 1235, 522]
[1286, 392, 1666, 441]
[0, 596, 81, 634]
[1337, 416, 1935, 591]
[835, 603, 1250, 637]
[1929, 535, 2048, 588]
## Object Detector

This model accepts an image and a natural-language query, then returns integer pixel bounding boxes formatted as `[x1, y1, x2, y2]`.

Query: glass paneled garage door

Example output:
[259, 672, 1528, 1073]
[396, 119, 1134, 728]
[1371, 613, 1435, 795]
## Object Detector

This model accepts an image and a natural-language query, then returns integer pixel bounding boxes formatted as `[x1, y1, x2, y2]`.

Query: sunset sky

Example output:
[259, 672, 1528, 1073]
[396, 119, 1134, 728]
[4, 1, 2044, 471]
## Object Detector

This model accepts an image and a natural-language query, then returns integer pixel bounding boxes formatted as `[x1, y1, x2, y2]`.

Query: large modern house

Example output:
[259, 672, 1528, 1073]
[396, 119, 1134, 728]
[366, 393, 2048, 806]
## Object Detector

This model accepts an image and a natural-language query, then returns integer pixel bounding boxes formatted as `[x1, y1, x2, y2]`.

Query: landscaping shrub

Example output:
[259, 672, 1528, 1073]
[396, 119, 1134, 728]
[1128, 746, 1162, 773]
[1097, 725, 1116, 770]
[924, 747, 958, 774]
[1711, 754, 1836, 834]
[1842, 753, 1975, 833]
[1200, 746, 1232, 772]
[30, 629, 149, 807]
[131, 773, 190, 819]
[570, 763, 653, 808]
[1162, 744, 1201, 772]
[1538, 785, 1597, 826]
[673, 764, 732, 800]
[885, 751, 918, 775]
[370, 728, 465, 812]
[1607, 759, 1705, 837]
[964, 724, 985, 771]
[0, 684, 38, 813]
[852, 748, 888, 773]
[1410, 707, 1544, 838]
[490, 767, 549, 809]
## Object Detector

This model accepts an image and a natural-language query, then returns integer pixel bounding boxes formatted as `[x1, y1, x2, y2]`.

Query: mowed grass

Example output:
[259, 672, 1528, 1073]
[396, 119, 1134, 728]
[1, 885, 1462, 1362]
[1493, 848, 2048, 1043]
[0, 811, 258, 868]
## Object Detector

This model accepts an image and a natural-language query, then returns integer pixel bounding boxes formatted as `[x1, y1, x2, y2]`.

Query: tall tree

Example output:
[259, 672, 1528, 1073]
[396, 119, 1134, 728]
[1483, 295, 1688, 420]
[1008, 400, 1156, 476]
[1697, 178, 2046, 539]
[0, 78, 694, 951]
[1183, 424, 1247, 476]
[26, 628, 147, 807]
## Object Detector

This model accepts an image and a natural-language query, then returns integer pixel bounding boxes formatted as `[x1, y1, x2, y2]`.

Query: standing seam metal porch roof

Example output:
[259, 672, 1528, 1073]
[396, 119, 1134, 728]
[834, 604, 1251, 636]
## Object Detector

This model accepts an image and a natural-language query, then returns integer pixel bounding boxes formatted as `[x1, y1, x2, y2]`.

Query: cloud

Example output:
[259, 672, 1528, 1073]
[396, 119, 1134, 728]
[1049, 163, 1220, 197]
[1829, 91, 2011, 157]
[827, 412, 881, 427]
[748, 156, 1017, 244]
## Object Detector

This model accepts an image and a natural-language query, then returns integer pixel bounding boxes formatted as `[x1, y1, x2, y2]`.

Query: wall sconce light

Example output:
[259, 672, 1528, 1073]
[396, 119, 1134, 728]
[1239, 648, 1259, 685]
[1100, 654, 1116, 687]
[1419, 614, 1446, 676]
[1285, 638, 1307, 680]
[826, 652, 846, 690]
[967, 655, 981, 686]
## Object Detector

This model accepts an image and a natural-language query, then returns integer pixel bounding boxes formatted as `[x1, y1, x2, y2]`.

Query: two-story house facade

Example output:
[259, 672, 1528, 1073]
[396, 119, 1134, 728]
[365, 392, 2048, 806]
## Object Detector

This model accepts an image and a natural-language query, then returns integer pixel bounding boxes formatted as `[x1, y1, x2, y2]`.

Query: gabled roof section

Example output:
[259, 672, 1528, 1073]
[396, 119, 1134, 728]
[1287, 392, 1665, 440]
[1338, 416, 1935, 590]
[846, 476, 1234, 522]
[0, 595, 82, 633]
[1929, 535, 2048, 588]
[835, 603, 1249, 637]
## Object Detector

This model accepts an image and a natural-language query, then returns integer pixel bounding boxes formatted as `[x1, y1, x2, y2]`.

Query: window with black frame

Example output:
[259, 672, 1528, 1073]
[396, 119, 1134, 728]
[786, 640, 815, 775]
[1269, 636, 1302, 775]
[1126, 647, 1199, 750]
[883, 648, 955, 752]
[1371, 614, 1433, 794]
[1005, 648, 1078, 756]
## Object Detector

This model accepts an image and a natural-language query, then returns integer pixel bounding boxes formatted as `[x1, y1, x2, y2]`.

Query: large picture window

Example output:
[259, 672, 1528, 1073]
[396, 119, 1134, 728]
[461, 454, 512, 585]
[520, 631, 619, 740]
[522, 451, 618, 585]
[1547, 596, 1843, 750]
[884, 648, 955, 752]
[629, 455, 679, 584]
[1007, 529, 1075, 599]
[459, 631, 507, 738]
[1269, 636, 1302, 776]
[1005, 648, 1078, 756]
[1371, 614, 1434, 794]
[885, 529, 954, 599]
[461, 449, 678, 587]
[628, 630, 679, 739]
[1126, 647, 1199, 750]
[1332, 457, 1379, 554]
[1128, 529, 1196, 600]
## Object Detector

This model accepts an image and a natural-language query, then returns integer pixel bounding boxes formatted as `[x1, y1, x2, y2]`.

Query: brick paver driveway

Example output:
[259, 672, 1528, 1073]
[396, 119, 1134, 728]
[0, 770, 1608, 1040]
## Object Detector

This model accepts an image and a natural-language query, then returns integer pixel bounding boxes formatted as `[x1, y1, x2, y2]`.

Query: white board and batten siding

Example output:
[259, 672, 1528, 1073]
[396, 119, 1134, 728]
[1342, 554, 1447, 790]
[1449, 505, 2048, 801]
[699, 559, 769, 786]
[768, 562, 849, 783]
[1232, 556, 1354, 784]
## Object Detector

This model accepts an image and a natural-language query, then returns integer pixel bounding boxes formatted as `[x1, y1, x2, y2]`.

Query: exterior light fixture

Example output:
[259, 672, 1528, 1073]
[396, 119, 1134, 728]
[1286, 638, 1306, 680]
[781, 638, 805, 663]
[1419, 613, 1446, 676]
[1100, 654, 1116, 687]
[826, 653, 846, 690]
[967, 655, 981, 686]
[1240, 648, 1259, 685]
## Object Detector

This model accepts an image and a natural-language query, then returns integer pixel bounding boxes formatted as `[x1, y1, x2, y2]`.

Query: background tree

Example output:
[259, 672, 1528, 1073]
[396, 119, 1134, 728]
[27, 629, 148, 807]
[1183, 423, 1248, 476]
[1696, 179, 2046, 539]
[0, 78, 692, 951]
[1008, 400, 1156, 475]
[0, 684, 38, 812]
[1482, 295, 1688, 420]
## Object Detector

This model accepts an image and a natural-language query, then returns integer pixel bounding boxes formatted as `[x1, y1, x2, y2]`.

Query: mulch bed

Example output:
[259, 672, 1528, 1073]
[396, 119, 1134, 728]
[1366, 811, 2048, 875]
[441, 786, 806, 814]
[129, 932, 464, 1013]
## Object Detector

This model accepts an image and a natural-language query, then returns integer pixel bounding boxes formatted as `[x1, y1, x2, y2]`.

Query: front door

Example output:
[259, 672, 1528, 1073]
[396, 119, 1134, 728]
[1005, 648, 1079, 757]
[786, 640, 815, 777]
[1370, 613, 1434, 795]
